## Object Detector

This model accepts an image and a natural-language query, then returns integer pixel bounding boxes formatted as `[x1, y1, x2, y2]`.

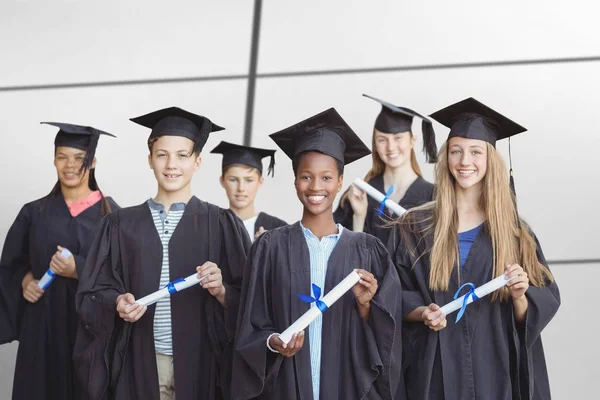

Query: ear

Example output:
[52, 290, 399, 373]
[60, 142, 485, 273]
[194, 154, 202, 171]
[219, 175, 226, 189]
[410, 133, 418, 149]
[147, 153, 153, 169]
[258, 175, 265, 187]
[337, 174, 344, 192]
[91, 157, 97, 169]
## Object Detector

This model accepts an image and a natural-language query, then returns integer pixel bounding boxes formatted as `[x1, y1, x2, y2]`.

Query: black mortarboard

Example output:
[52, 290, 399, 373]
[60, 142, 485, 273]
[364, 93, 438, 163]
[130, 106, 224, 154]
[269, 108, 371, 165]
[210, 141, 277, 177]
[42, 122, 116, 171]
[429, 97, 527, 147]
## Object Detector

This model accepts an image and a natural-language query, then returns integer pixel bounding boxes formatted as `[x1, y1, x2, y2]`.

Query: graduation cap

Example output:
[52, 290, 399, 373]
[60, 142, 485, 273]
[130, 106, 224, 154]
[210, 141, 277, 177]
[364, 94, 438, 163]
[430, 97, 526, 214]
[429, 97, 526, 147]
[269, 108, 371, 166]
[42, 122, 116, 171]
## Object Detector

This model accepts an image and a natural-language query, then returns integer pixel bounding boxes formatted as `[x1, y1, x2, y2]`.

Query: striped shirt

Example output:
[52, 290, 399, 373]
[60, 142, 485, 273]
[300, 223, 343, 400]
[147, 198, 186, 356]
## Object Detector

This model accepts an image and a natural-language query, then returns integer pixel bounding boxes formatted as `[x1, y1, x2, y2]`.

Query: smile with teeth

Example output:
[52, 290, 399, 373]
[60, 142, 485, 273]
[164, 174, 182, 179]
[458, 170, 476, 177]
[307, 195, 326, 204]
[64, 172, 79, 178]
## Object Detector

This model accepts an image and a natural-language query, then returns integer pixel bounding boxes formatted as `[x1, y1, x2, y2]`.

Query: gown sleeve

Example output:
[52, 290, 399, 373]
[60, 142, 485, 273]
[231, 232, 284, 399]
[358, 237, 404, 400]
[0, 204, 32, 343]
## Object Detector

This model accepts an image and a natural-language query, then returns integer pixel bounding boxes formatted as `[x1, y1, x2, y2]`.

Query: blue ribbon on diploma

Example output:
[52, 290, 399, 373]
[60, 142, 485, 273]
[166, 278, 185, 294]
[454, 282, 480, 322]
[297, 284, 328, 313]
[378, 185, 394, 217]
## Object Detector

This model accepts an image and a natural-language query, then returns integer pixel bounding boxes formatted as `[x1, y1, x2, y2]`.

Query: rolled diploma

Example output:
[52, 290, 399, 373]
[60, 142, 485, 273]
[136, 273, 208, 307]
[439, 275, 518, 315]
[279, 270, 361, 344]
[353, 178, 407, 217]
[38, 248, 72, 289]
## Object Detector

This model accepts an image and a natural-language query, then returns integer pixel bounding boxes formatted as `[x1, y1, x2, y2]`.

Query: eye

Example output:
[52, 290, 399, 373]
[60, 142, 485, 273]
[301, 175, 311, 180]
[157, 153, 167, 158]
[472, 150, 482, 156]
[450, 150, 461, 155]
[178, 153, 189, 158]
[322, 176, 332, 181]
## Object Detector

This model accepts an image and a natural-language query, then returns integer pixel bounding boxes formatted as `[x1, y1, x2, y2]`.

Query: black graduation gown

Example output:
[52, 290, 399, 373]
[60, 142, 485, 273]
[334, 175, 434, 246]
[232, 223, 404, 400]
[74, 196, 250, 400]
[0, 193, 119, 400]
[390, 214, 560, 400]
[253, 212, 287, 235]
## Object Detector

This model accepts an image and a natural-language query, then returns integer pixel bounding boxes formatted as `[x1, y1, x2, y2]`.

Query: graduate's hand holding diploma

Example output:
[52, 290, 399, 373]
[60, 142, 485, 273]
[422, 304, 448, 331]
[116, 293, 148, 322]
[348, 185, 368, 217]
[50, 245, 77, 279]
[352, 269, 378, 321]
[22, 272, 44, 303]
[505, 264, 530, 323]
[196, 261, 226, 306]
[268, 332, 305, 357]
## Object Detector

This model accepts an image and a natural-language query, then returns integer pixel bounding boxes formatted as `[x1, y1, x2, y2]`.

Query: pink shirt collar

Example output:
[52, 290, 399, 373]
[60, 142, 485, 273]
[66, 190, 103, 217]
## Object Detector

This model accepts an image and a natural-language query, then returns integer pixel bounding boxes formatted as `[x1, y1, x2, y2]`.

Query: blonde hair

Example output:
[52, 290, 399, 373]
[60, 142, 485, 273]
[341, 128, 422, 206]
[400, 141, 552, 301]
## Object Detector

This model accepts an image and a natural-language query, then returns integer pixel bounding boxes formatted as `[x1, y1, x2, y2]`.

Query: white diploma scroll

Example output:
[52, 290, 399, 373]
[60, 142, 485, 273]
[279, 270, 361, 344]
[136, 273, 209, 307]
[353, 178, 407, 217]
[439, 274, 518, 316]
[38, 248, 72, 290]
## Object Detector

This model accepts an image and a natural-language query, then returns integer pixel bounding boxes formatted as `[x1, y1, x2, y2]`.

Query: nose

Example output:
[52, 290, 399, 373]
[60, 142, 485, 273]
[459, 152, 471, 166]
[309, 178, 323, 191]
[237, 181, 246, 192]
[166, 155, 177, 169]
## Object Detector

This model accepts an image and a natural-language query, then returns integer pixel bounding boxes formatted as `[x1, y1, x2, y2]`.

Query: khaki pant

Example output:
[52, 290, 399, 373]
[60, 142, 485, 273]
[156, 353, 175, 400]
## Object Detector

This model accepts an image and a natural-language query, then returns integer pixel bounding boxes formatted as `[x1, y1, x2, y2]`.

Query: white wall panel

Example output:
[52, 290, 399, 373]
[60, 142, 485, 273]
[258, 0, 600, 73]
[0, 0, 254, 86]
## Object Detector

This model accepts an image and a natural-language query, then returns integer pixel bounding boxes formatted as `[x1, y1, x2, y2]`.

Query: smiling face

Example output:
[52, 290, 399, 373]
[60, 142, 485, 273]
[447, 136, 488, 191]
[54, 146, 94, 189]
[294, 151, 343, 217]
[373, 129, 416, 169]
[220, 165, 264, 211]
[148, 135, 201, 195]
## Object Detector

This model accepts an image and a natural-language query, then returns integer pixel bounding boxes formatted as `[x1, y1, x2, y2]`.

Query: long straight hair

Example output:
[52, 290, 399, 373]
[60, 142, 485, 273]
[400, 141, 552, 301]
[341, 128, 422, 207]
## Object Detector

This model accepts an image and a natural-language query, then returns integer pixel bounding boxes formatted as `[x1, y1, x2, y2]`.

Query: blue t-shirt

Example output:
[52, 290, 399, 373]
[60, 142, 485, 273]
[458, 224, 483, 270]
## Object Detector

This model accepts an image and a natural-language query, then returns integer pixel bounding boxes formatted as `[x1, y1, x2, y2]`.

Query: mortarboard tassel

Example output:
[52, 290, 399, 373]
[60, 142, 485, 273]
[267, 154, 275, 177]
[508, 137, 521, 229]
[421, 120, 438, 163]
[81, 130, 99, 172]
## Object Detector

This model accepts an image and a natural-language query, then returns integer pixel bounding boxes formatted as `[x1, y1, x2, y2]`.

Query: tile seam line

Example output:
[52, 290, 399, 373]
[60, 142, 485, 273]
[1, 55, 600, 92]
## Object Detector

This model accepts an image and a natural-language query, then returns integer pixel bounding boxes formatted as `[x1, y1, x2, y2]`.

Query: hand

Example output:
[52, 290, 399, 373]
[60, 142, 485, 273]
[352, 269, 378, 307]
[50, 246, 77, 279]
[422, 303, 447, 331]
[197, 262, 225, 302]
[22, 272, 44, 303]
[254, 226, 266, 241]
[348, 185, 368, 217]
[505, 264, 529, 300]
[116, 293, 147, 322]
[269, 332, 305, 358]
